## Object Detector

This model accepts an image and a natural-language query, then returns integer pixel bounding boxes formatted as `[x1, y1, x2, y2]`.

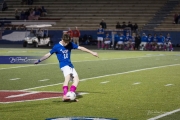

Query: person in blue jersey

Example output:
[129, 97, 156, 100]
[140, 33, 148, 50]
[116, 32, 125, 50]
[97, 25, 104, 49]
[34, 34, 99, 101]
[124, 32, 132, 50]
[152, 33, 158, 51]
[164, 33, 173, 51]
[145, 34, 153, 51]
[157, 33, 165, 50]
[103, 32, 111, 49]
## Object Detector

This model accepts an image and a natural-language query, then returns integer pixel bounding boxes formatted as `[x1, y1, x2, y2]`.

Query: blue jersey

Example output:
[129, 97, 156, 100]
[114, 34, 119, 42]
[158, 36, 165, 43]
[165, 36, 171, 42]
[125, 36, 132, 42]
[97, 28, 104, 37]
[147, 36, 153, 43]
[50, 42, 78, 68]
[119, 35, 125, 42]
[104, 35, 111, 41]
[141, 36, 148, 42]
[152, 36, 158, 42]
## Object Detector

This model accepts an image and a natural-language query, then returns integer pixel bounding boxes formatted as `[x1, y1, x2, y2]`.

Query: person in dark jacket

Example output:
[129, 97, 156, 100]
[134, 34, 141, 50]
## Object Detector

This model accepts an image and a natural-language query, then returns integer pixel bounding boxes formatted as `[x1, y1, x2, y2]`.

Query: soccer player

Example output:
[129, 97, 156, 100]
[116, 32, 125, 50]
[157, 34, 165, 50]
[97, 25, 104, 49]
[140, 33, 148, 50]
[103, 32, 111, 49]
[164, 33, 172, 51]
[34, 34, 98, 101]
[145, 34, 153, 50]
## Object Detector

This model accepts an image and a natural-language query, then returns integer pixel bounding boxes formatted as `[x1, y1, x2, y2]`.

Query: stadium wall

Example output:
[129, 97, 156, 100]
[0, 30, 180, 45]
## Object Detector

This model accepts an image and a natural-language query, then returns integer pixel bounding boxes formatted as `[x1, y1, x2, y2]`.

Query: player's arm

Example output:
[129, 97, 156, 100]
[34, 52, 52, 64]
[78, 46, 98, 57]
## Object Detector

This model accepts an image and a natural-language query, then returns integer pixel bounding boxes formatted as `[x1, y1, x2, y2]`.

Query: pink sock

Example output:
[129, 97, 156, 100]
[63, 86, 68, 95]
[70, 85, 77, 92]
[101, 43, 104, 48]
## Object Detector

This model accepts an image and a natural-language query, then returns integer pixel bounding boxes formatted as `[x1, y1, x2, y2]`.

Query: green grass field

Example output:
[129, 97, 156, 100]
[0, 48, 180, 120]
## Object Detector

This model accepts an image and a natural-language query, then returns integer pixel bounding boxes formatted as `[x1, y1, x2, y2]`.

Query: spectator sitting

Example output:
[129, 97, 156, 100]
[100, 19, 107, 29]
[36, 28, 44, 42]
[28, 9, 38, 20]
[127, 21, 133, 30]
[15, 9, 20, 20]
[132, 23, 138, 32]
[41, 6, 47, 16]
[35, 9, 41, 19]
[20, 9, 25, 20]
[121, 22, 127, 29]
[116, 22, 122, 29]
[2, 0, 8, 11]
[24, 9, 30, 20]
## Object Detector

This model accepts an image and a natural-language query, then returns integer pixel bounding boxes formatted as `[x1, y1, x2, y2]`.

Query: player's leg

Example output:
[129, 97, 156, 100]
[70, 68, 79, 93]
[61, 66, 71, 100]
[97, 37, 100, 49]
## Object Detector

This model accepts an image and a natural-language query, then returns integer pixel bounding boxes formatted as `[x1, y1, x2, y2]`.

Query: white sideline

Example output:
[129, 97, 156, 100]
[0, 54, 168, 70]
[22, 64, 180, 91]
[147, 108, 180, 120]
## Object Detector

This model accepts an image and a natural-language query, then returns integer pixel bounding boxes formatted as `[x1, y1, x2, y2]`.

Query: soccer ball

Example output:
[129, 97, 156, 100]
[66, 91, 76, 100]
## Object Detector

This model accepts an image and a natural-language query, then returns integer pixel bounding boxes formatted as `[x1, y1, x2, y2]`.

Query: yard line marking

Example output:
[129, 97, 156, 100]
[147, 108, 180, 120]
[22, 64, 180, 91]
[6, 92, 39, 98]
[133, 82, 141, 85]
[164, 84, 173, 86]
[39, 79, 50, 82]
[9, 78, 20, 81]
[100, 81, 110, 84]
[0, 54, 170, 70]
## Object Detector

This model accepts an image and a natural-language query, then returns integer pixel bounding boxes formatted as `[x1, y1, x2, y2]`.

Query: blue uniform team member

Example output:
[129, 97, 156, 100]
[116, 33, 125, 50]
[157, 34, 165, 50]
[34, 34, 99, 101]
[103, 32, 111, 49]
[140, 33, 148, 50]
[97, 25, 104, 49]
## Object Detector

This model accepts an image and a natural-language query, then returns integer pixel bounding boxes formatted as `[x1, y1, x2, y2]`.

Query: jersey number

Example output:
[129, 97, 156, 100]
[63, 53, 68, 59]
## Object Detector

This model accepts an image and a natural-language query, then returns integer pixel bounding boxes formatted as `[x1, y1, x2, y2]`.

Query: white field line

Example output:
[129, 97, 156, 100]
[6, 92, 39, 98]
[147, 108, 180, 120]
[100, 81, 110, 84]
[9, 78, 20, 80]
[133, 82, 141, 85]
[164, 84, 174, 86]
[22, 64, 180, 91]
[0, 54, 169, 70]
[39, 79, 50, 82]
[1, 97, 61, 104]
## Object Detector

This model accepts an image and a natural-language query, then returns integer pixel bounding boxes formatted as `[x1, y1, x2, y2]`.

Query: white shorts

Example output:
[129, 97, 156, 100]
[140, 42, 147, 46]
[104, 41, 111, 44]
[157, 42, 163, 45]
[61, 66, 78, 77]
[117, 41, 123, 45]
[97, 37, 103, 41]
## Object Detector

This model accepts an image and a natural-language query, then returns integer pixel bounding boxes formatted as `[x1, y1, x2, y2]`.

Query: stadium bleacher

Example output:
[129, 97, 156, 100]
[0, 0, 168, 30]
